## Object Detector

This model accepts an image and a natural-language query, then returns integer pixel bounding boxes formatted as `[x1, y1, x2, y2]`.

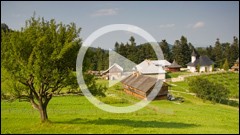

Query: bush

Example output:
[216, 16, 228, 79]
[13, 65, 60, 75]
[188, 77, 230, 103]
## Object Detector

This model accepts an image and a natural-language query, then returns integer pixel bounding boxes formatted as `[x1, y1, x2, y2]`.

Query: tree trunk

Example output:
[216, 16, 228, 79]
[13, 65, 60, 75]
[39, 104, 48, 122]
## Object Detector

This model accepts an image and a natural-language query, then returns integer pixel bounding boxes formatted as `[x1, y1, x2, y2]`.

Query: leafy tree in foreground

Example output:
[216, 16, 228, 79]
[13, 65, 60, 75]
[1, 16, 82, 122]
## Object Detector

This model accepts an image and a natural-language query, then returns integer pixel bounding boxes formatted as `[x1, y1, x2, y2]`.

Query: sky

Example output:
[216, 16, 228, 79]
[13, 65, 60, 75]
[1, 1, 239, 49]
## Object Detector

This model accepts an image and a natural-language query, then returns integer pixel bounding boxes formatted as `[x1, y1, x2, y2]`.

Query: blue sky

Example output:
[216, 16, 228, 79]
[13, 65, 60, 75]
[1, 1, 239, 49]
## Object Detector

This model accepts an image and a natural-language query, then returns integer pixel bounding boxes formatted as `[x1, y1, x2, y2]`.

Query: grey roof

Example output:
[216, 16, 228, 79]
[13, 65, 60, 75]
[187, 55, 214, 66]
[191, 50, 197, 56]
[168, 60, 182, 68]
[121, 74, 160, 93]
[135, 60, 166, 74]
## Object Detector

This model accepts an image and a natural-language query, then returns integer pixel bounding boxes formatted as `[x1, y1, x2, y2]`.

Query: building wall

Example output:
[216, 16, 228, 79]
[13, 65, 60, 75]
[199, 66, 213, 72]
[109, 73, 122, 80]
[189, 66, 196, 72]
[168, 68, 180, 72]
[199, 66, 205, 72]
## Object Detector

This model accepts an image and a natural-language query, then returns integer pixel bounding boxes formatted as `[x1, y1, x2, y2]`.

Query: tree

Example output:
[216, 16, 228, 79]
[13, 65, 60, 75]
[1, 16, 82, 122]
[172, 36, 191, 67]
[160, 39, 172, 62]
[229, 36, 239, 67]
[180, 36, 191, 66]
[96, 48, 103, 71]
[1, 23, 10, 32]
[213, 38, 223, 67]
[206, 45, 215, 61]
[114, 42, 120, 52]
[127, 36, 137, 62]
[222, 59, 229, 71]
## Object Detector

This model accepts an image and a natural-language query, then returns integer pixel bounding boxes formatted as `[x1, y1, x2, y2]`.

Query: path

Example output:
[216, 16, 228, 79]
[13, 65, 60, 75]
[166, 71, 227, 82]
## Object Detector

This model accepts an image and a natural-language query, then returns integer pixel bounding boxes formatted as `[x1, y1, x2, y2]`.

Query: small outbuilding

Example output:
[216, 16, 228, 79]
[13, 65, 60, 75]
[167, 60, 182, 72]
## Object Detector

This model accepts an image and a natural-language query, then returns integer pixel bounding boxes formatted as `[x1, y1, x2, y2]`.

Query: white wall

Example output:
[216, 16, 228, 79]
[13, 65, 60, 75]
[199, 66, 213, 72]
[189, 67, 196, 72]
[199, 66, 205, 72]
[209, 65, 213, 72]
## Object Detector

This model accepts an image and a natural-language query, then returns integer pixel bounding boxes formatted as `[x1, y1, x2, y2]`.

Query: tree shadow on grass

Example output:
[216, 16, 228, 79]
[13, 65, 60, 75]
[55, 118, 198, 128]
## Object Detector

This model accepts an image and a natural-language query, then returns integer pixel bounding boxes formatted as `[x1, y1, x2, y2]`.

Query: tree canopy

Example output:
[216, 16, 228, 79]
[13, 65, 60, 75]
[1, 16, 82, 122]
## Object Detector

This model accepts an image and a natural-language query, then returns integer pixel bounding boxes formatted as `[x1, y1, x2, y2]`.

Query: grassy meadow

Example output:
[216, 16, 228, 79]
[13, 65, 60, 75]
[1, 72, 239, 134]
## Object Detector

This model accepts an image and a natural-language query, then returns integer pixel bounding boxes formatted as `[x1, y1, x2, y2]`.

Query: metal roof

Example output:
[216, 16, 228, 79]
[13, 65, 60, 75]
[187, 55, 214, 66]
[121, 74, 160, 93]
[135, 60, 166, 74]
[168, 60, 182, 68]
[151, 60, 171, 67]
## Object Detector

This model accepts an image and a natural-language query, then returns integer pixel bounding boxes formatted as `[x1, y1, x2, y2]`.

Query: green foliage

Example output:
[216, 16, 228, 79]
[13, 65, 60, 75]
[211, 64, 215, 71]
[1, 23, 10, 32]
[1, 15, 82, 121]
[83, 73, 106, 97]
[172, 36, 191, 67]
[83, 47, 109, 71]
[213, 38, 224, 67]
[159, 39, 172, 62]
[229, 36, 239, 67]
[222, 59, 229, 71]
[188, 77, 230, 103]
[196, 64, 200, 72]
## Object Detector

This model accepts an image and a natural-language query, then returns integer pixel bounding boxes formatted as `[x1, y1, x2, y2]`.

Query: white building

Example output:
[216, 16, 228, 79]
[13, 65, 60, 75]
[187, 50, 214, 73]
[134, 60, 166, 80]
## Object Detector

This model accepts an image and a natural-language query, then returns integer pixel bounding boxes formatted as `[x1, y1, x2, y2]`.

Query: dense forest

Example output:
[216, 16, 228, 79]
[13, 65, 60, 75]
[2, 23, 239, 72]
[83, 35, 239, 71]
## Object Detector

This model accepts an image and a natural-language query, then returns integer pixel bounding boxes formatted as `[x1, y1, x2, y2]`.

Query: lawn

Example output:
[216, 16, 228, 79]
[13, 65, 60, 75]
[1, 77, 239, 134]
[166, 71, 191, 79]
[169, 72, 239, 98]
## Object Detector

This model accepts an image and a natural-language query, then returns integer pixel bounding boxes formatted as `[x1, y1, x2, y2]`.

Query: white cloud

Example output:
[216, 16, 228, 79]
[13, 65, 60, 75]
[159, 24, 175, 28]
[193, 21, 205, 29]
[91, 8, 119, 17]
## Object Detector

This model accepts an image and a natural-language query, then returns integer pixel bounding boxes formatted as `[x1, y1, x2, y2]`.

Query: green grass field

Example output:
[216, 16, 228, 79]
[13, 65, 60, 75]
[1, 95, 239, 134]
[170, 72, 239, 98]
[1, 74, 239, 134]
[166, 71, 191, 78]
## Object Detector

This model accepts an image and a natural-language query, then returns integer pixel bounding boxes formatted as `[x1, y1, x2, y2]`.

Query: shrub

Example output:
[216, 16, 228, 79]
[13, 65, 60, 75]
[188, 77, 230, 103]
